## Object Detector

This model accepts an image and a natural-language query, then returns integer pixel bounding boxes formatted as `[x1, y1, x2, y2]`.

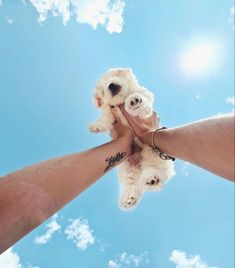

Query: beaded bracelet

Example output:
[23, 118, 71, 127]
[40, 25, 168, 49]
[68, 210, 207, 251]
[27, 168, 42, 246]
[150, 127, 175, 161]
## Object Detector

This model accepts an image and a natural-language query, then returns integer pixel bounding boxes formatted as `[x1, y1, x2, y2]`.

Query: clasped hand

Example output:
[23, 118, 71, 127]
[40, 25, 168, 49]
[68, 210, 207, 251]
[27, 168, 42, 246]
[110, 104, 159, 165]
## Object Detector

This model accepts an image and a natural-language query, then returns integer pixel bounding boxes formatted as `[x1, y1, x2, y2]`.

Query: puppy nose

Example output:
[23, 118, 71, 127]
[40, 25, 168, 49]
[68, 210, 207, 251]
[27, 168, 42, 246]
[108, 83, 121, 96]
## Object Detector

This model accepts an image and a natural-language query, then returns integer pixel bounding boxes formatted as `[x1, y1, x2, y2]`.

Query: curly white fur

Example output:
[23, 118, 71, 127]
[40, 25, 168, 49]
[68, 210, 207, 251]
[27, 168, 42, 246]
[89, 68, 175, 210]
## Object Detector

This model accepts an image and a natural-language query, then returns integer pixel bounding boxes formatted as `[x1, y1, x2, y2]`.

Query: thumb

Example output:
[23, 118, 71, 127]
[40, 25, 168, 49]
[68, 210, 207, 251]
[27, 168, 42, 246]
[110, 106, 124, 124]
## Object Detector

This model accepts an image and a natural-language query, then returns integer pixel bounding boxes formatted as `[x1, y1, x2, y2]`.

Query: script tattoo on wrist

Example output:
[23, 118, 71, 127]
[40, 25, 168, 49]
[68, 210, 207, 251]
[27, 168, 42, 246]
[104, 152, 126, 172]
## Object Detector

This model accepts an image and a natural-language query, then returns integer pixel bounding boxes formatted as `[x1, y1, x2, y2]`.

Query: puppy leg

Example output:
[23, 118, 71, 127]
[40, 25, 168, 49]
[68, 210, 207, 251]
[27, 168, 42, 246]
[142, 168, 163, 192]
[141, 146, 175, 192]
[125, 93, 153, 119]
[89, 108, 114, 133]
[118, 162, 143, 210]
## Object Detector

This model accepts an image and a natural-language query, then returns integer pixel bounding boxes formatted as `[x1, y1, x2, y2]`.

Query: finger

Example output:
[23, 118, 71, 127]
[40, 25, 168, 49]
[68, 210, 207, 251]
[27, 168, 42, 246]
[138, 111, 159, 129]
[109, 127, 117, 139]
[120, 103, 157, 124]
[110, 107, 120, 123]
[119, 103, 125, 111]
[119, 104, 142, 126]
[152, 112, 158, 128]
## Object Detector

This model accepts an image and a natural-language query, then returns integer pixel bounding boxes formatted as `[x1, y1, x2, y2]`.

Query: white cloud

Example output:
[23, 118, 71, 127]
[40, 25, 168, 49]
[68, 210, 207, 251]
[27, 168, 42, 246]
[105, 0, 125, 33]
[228, 6, 235, 29]
[29, 0, 71, 25]
[108, 260, 120, 268]
[169, 250, 218, 268]
[182, 162, 190, 177]
[34, 214, 61, 245]
[97, 239, 109, 252]
[108, 251, 149, 267]
[26, 264, 40, 268]
[231, 6, 235, 14]
[64, 218, 95, 251]
[27, 0, 125, 33]
[225, 96, 235, 112]
[0, 247, 22, 268]
[0, 0, 2, 6]
[5, 16, 14, 24]
[0, 247, 39, 268]
[226, 95, 235, 106]
[195, 94, 202, 100]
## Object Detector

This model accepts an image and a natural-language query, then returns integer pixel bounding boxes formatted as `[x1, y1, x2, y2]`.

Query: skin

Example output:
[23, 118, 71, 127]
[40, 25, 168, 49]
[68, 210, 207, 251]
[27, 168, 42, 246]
[0, 117, 133, 254]
[0, 109, 233, 252]
[119, 105, 235, 181]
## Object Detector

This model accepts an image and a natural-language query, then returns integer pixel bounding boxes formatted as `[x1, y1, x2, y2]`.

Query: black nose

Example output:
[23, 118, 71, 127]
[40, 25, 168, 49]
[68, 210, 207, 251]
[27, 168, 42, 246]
[108, 83, 121, 96]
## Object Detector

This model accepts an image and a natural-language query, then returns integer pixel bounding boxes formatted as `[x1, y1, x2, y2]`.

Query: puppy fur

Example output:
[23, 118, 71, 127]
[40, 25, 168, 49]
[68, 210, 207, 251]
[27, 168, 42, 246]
[89, 68, 175, 210]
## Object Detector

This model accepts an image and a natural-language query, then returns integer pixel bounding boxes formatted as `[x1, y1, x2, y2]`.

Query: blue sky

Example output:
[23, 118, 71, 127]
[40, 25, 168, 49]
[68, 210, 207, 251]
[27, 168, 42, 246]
[0, 1, 234, 268]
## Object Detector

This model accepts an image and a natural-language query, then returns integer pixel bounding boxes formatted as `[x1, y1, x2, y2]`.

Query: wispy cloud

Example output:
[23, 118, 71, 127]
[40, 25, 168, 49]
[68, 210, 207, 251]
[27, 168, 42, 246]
[182, 162, 190, 177]
[225, 95, 234, 113]
[27, 0, 125, 33]
[64, 218, 95, 251]
[26, 264, 40, 268]
[169, 250, 218, 268]
[226, 95, 234, 107]
[228, 6, 235, 29]
[34, 214, 61, 245]
[195, 94, 202, 100]
[0, 247, 22, 268]
[108, 251, 149, 267]
[0, 247, 39, 268]
[108, 260, 120, 268]
[97, 239, 109, 252]
[5, 16, 14, 24]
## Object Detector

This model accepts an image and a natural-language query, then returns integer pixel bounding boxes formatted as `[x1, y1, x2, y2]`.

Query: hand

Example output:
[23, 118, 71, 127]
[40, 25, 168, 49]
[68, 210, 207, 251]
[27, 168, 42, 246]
[119, 104, 160, 145]
[110, 108, 142, 166]
[109, 107, 133, 144]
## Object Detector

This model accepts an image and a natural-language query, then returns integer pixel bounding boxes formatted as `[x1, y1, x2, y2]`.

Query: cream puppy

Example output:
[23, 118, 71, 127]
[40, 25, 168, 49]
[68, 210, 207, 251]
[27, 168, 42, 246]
[89, 68, 175, 210]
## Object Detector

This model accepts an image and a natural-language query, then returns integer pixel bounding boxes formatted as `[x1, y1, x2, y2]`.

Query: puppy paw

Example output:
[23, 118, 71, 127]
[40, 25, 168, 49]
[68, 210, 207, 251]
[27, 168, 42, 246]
[120, 196, 138, 210]
[144, 176, 162, 191]
[125, 93, 152, 118]
[89, 121, 111, 133]
[89, 123, 101, 133]
[120, 192, 140, 210]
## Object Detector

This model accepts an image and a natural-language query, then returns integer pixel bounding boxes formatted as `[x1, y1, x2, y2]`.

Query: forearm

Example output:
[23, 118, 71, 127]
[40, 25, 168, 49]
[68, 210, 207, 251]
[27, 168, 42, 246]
[145, 114, 234, 181]
[0, 137, 132, 253]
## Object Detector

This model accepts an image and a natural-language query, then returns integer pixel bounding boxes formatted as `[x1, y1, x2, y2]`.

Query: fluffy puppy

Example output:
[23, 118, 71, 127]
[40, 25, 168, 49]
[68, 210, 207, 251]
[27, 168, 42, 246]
[89, 68, 175, 210]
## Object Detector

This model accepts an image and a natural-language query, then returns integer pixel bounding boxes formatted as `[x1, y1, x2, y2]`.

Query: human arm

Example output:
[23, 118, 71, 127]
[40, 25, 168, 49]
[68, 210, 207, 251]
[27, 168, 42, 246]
[119, 106, 235, 181]
[0, 121, 133, 253]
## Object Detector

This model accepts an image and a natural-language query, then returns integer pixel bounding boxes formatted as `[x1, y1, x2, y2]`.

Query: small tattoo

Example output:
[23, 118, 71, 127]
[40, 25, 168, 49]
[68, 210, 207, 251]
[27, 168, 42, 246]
[104, 152, 126, 172]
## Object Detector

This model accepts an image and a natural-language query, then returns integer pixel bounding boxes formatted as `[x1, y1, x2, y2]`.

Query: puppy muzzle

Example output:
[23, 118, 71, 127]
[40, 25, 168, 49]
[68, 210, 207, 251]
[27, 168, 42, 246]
[108, 83, 121, 96]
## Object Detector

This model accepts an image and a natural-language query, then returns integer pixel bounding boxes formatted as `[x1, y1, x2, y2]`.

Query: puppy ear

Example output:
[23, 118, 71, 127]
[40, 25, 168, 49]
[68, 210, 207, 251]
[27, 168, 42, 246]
[117, 68, 132, 75]
[93, 94, 103, 108]
[124, 68, 132, 73]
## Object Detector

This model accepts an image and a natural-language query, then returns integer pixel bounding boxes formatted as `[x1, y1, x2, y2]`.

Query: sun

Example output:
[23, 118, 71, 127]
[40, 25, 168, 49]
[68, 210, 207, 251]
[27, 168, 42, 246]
[179, 40, 220, 78]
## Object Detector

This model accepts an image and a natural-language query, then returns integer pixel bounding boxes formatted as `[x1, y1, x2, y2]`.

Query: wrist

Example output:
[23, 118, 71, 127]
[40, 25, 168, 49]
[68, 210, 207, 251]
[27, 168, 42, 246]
[153, 128, 172, 154]
[117, 136, 133, 157]
[141, 128, 169, 148]
[141, 131, 153, 145]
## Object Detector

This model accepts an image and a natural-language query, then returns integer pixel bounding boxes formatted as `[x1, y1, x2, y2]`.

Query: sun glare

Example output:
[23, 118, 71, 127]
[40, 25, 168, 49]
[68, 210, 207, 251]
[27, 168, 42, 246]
[179, 40, 219, 78]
